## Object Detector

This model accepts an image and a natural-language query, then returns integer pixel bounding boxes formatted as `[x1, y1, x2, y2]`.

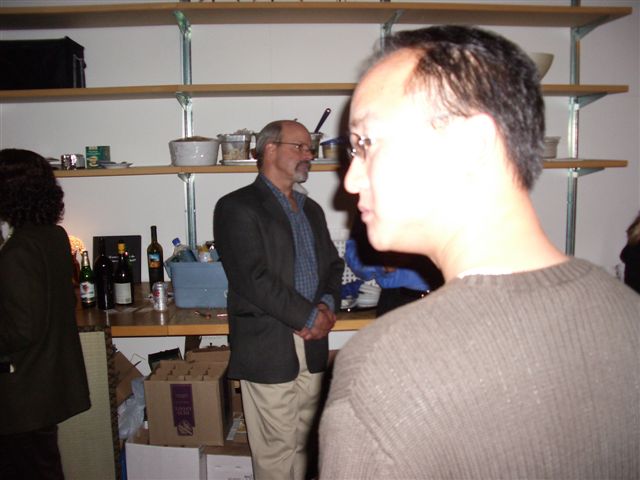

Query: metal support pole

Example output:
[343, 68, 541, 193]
[179, 173, 197, 251]
[564, 0, 581, 255]
[565, 170, 579, 256]
[564, 167, 603, 256]
[174, 10, 193, 137]
[174, 11, 197, 249]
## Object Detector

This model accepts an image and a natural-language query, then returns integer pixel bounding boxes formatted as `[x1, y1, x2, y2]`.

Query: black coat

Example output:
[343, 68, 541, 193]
[214, 177, 344, 383]
[0, 225, 90, 435]
[620, 243, 640, 294]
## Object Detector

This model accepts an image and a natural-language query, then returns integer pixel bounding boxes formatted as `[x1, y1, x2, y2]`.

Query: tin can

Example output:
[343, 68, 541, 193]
[60, 153, 85, 170]
[152, 281, 168, 311]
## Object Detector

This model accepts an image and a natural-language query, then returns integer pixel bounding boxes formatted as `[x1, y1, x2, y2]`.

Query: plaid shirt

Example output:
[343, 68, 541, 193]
[261, 175, 333, 328]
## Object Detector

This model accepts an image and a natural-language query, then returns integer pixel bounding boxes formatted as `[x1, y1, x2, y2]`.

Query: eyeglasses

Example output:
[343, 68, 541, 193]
[348, 132, 376, 161]
[348, 114, 452, 162]
[274, 141, 314, 155]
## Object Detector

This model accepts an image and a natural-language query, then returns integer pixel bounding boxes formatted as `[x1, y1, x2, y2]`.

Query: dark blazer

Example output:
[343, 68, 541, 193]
[0, 225, 90, 435]
[214, 176, 344, 383]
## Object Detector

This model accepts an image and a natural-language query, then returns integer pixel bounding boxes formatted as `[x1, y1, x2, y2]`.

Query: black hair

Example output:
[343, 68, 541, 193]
[382, 25, 545, 190]
[0, 148, 65, 227]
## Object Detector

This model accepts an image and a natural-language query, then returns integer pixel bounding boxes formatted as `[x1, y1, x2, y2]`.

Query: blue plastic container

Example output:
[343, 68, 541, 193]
[166, 260, 228, 308]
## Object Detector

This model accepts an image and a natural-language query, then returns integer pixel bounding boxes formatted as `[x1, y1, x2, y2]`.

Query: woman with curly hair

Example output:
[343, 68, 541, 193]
[0, 149, 90, 479]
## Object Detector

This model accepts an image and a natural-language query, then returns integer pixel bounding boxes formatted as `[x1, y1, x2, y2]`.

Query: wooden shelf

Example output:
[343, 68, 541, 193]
[0, 2, 631, 30]
[0, 83, 357, 102]
[0, 83, 629, 103]
[541, 85, 629, 97]
[542, 159, 627, 169]
[54, 162, 341, 177]
[75, 284, 375, 337]
[54, 160, 627, 178]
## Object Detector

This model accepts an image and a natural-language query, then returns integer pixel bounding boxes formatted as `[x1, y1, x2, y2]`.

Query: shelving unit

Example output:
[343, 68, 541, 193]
[0, 1, 632, 253]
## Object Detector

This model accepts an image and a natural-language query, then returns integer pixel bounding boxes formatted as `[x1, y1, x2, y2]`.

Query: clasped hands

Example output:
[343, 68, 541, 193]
[296, 303, 336, 341]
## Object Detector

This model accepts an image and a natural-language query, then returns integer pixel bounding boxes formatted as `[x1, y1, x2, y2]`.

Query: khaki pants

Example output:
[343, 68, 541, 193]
[241, 335, 324, 480]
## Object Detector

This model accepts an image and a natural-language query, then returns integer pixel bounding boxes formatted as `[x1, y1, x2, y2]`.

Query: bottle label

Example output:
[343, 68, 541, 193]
[80, 281, 96, 301]
[148, 252, 162, 268]
[114, 282, 132, 304]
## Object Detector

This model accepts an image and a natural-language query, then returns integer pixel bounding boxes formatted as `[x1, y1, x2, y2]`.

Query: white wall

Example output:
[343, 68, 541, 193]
[1, 0, 638, 363]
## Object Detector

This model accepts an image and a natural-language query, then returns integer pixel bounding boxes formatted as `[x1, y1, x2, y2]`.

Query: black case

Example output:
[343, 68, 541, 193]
[93, 235, 142, 284]
[0, 36, 86, 90]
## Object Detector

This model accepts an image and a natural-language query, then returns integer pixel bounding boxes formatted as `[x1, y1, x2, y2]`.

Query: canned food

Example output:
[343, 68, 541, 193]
[152, 281, 168, 311]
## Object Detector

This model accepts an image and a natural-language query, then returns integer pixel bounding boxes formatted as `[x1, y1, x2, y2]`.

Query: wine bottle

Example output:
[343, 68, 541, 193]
[114, 241, 134, 305]
[93, 237, 115, 310]
[147, 225, 165, 290]
[79, 250, 96, 308]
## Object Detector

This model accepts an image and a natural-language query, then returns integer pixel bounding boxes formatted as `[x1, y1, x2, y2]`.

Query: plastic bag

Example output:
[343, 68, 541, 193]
[118, 376, 146, 440]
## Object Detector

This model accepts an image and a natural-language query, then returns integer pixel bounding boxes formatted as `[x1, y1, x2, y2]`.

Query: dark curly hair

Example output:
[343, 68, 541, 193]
[0, 149, 65, 227]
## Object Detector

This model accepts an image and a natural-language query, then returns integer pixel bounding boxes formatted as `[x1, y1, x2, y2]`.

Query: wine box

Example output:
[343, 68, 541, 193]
[165, 260, 228, 308]
[143, 358, 232, 447]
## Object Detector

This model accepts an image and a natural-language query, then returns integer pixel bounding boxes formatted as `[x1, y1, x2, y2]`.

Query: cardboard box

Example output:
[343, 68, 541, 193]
[126, 428, 206, 480]
[204, 430, 252, 480]
[166, 260, 228, 308]
[205, 448, 253, 480]
[126, 426, 252, 480]
[185, 346, 230, 364]
[113, 351, 144, 406]
[145, 359, 231, 447]
[186, 347, 243, 417]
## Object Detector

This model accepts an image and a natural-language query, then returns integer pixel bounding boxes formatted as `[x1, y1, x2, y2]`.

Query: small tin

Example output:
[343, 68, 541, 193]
[85, 145, 110, 169]
[60, 153, 85, 170]
[152, 281, 168, 311]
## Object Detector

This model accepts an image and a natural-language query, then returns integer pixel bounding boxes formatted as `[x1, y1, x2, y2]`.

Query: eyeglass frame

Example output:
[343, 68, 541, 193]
[348, 114, 454, 162]
[348, 132, 375, 162]
[272, 141, 315, 155]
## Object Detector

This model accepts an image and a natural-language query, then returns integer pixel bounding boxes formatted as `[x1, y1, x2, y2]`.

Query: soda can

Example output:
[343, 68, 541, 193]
[152, 281, 168, 311]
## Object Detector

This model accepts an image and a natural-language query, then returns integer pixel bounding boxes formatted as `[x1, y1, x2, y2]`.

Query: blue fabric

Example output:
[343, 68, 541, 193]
[261, 176, 319, 328]
[344, 238, 430, 292]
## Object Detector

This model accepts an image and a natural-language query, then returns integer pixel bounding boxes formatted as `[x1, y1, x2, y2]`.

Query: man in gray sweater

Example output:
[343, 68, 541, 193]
[319, 26, 639, 479]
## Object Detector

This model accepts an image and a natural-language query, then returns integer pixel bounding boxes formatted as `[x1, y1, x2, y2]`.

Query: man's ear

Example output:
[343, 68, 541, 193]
[264, 142, 277, 156]
[447, 113, 500, 175]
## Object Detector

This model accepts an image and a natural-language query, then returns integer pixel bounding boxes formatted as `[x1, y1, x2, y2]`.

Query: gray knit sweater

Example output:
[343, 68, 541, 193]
[319, 258, 639, 479]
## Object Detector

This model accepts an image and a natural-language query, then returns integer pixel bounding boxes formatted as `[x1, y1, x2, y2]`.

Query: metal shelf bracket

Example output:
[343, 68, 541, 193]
[175, 92, 193, 138]
[380, 10, 403, 48]
[575, 92, 607, 109]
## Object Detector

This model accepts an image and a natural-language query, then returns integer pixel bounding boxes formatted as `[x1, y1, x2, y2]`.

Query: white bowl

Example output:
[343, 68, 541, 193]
[169, 136, 220, 166]
[528, 52, 554, 79]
